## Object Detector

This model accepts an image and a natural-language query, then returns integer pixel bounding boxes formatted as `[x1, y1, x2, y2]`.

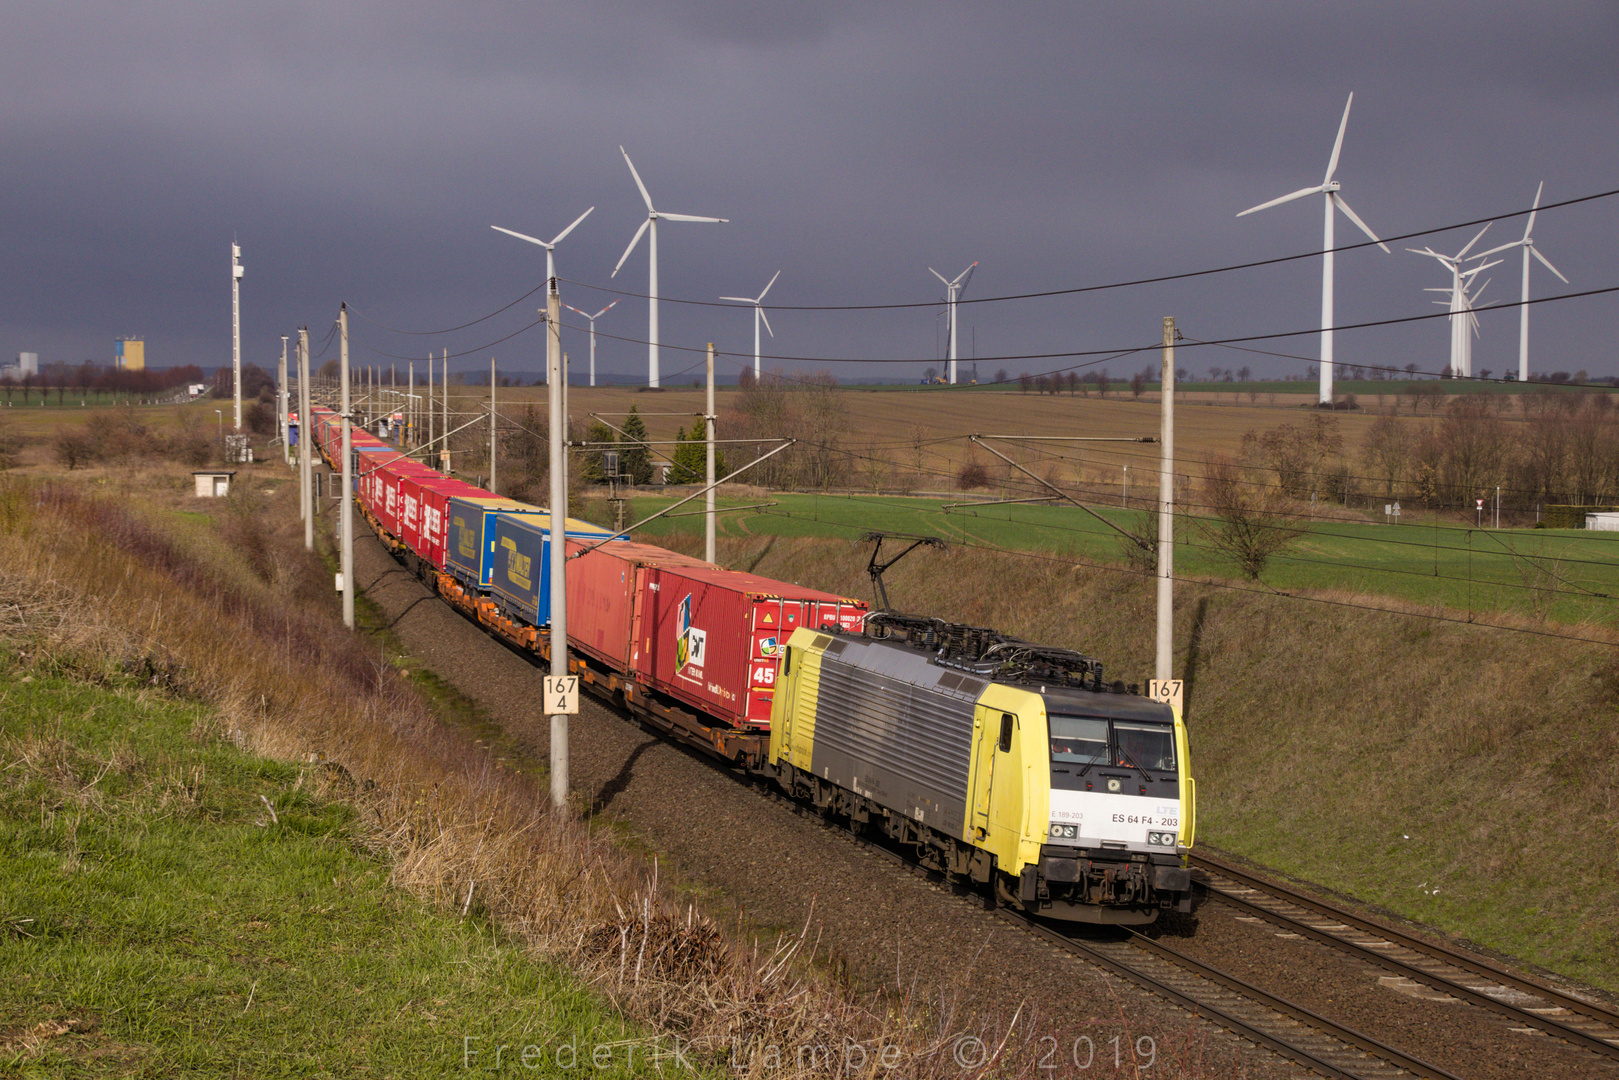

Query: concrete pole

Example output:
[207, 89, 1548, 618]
[546, 277, 569, 809]
[1156, 317, 1175, 685]
[407, 362, 414, 446]
[705, 342, 717, 564]
[442, 349, 450, 473]
[299, 328, 313, 550]
[340, 305, 354, 630]
[231, 244, 243, 431]
[489, 358, 497, 494]
[279, 336, 289, 464]
[426, 355, 434, 459]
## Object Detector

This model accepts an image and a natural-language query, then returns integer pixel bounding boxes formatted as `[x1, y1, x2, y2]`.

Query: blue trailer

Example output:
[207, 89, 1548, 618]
[488, 512, 621, 626]
[445, 496, 549, 590]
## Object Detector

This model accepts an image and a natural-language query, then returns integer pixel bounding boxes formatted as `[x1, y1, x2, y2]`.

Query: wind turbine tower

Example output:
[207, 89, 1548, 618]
[720, 271, 781, 379]
[1238, 93, 1390, 405]
[1409, 226, 1499, 378]
[611, 147, 728, 388]
[1475, 183, 1569, 382]
[562, 300, 619, 387]
[491, 207, 594, 385]
[928, 262, 976, 384]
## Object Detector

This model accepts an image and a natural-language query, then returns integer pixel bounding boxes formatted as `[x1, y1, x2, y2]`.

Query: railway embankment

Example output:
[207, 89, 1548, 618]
[661, 529, 1619, 998]
[0, 470, 1261, 1078]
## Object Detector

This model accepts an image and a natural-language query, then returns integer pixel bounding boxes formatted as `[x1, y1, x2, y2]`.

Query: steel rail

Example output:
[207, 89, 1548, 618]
[1204, 879, 1619, 1060]
[1025, 917, 1464, 1080]
[760, 793, 1458, 1080]
[1193, 852, 1619, 1044]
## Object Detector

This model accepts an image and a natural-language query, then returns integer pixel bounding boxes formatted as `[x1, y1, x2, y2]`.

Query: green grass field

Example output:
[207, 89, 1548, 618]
[0, 658, 667, 1077]
[609, 491, 1619, 626]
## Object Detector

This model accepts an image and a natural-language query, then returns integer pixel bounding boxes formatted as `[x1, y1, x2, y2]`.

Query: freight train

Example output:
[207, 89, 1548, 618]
[311, 407, 1195, 924]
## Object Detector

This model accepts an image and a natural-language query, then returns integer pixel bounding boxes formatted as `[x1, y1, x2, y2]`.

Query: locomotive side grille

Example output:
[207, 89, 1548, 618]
[810, 648, 973, 837]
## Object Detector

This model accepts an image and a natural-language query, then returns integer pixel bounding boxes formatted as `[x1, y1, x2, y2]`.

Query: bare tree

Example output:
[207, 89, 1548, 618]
[1197, 457, 1304, 581]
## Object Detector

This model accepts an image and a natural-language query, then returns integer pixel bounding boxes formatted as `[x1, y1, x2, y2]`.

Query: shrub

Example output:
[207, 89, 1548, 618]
[956, 462, 990, 490]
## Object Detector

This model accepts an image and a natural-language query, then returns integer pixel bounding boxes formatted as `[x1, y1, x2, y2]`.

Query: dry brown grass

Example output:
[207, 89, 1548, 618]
[0, 470, 1238, 1077]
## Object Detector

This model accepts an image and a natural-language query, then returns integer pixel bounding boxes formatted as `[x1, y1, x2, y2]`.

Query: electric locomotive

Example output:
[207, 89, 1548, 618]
[768, 613, 1195, 924]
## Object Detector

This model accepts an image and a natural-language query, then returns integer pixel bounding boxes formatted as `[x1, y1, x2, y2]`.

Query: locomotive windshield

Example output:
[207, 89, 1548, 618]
[1049, 714, 1176, 774]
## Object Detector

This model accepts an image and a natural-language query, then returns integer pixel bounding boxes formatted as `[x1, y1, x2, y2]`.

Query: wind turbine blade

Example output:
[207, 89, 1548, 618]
[757, 269, 781, 302]
[562, 303, 588, 318]
[548, 206, 594, 247]
[658, 212, 728, 223]
[718, 296, 754, 303]
[1456, 223, 1491, 260]
[1324, 91, 1353, 184]
[620, 146, 654, 211]
[1473, 241, 1522, 260]
[1237, 184, 1326, 217]
[929, 267, 950, 286]
[1524, 180, 1543, 240]
[594, 299, 620, 319]
[1531, 245, 1569, 284]
[611, 217, 651, 278]
[1331, 194, 1390, 252]
[957, 261, 978, 294]
[758, 306, 774, 338]
[491, 225, 550, 249]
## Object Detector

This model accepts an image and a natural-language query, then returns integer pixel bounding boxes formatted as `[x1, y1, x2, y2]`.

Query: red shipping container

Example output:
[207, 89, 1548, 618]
[373, 458, 436, 539]
[565, 539, 709, 671]
[401, 474, 488, 569]
[634, 564, 866, 728]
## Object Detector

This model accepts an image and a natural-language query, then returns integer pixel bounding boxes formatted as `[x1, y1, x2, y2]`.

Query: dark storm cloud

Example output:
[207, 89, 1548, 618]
[1, 2, 1614, 384]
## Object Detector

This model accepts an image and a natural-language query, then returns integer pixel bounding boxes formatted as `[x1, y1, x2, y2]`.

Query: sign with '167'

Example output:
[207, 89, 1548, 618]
[544, 676, 579, 714]
[1147, 679, 1184, 715]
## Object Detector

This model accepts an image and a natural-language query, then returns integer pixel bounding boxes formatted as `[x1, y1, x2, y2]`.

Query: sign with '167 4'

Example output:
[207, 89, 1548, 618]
[1147, 679, 1184, 715]
[544, 676, 579, 714]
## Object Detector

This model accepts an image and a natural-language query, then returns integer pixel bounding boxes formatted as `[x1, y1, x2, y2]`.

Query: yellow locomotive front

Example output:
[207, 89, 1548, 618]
[768, 615, 1196, 925]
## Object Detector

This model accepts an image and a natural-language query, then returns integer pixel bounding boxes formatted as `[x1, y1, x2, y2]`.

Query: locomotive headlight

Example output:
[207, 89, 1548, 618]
[1148, 832, 1176, 847]
[1049, 823, 1079, 840]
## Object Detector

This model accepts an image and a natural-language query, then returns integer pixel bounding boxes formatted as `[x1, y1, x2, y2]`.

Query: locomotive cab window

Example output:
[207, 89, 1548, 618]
[1113, 722, 1177, 773]
[997, 713, 1015, 753]
[1048, 715, 1109, 766]
[1048, 715, 1177, 775]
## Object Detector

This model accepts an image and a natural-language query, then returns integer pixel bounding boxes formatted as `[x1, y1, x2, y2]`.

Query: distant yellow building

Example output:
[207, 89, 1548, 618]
[115, 338, 145, 371]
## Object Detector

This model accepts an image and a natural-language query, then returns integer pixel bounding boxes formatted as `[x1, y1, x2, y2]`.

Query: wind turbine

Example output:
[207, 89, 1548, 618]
[720, 271, 780, 380]
[562, 300, 619, 388]
[928, 262, 976, 384]
[1237, 92, 1390, 405]
[610, 147, 728, 388]
[1409, 225, 1498, 377]
[491, 207, 594, 385]
[1473, 183, 1569, 382]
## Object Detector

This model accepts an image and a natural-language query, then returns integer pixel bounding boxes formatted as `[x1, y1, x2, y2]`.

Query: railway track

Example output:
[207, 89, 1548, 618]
[1193, 851, 1619, 1065]
[751, 783, 1468, 1080]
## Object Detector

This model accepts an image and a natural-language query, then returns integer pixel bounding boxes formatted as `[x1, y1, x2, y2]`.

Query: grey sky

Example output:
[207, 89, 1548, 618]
[2, 2, 1614, 384]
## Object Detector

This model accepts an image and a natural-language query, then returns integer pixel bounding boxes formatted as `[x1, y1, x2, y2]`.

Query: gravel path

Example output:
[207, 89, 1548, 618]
[355, 532, 1602, 1079]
